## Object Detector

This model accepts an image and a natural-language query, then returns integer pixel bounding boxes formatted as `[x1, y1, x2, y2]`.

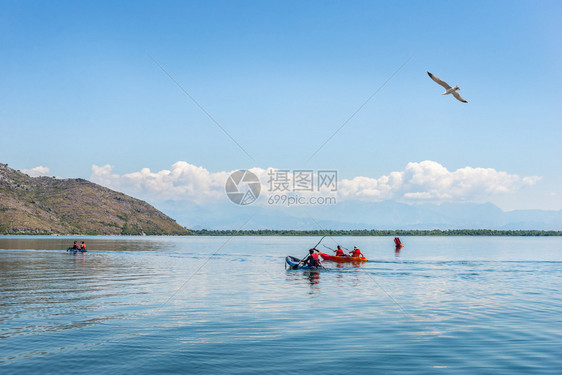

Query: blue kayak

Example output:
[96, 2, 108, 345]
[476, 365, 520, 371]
[67, 248, 87, 253]
[285, 256, 322, 270]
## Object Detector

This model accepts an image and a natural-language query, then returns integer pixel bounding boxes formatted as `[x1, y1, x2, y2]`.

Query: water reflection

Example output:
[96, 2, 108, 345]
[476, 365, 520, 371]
[284, 269, 322, 294]
[73, 252, 87, 264]
[305, 270, 320, 289]
[330, 261, 365, 270]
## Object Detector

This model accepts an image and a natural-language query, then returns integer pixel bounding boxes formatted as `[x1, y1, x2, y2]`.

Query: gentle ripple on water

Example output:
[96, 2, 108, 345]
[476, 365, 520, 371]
[1, 236, 561, 374]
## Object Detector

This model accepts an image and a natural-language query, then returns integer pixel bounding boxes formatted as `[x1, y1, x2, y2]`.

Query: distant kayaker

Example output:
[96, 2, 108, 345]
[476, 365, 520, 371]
[334, 245, 346, 257]
[67, 241, 79, 252]
[303, 248, 321, 267]
[394, 237, 402, 247]
[80, 241, 86, 251]
[349, 246, 364, 258]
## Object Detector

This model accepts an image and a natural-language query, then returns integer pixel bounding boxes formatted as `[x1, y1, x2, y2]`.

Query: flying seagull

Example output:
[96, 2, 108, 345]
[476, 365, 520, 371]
[427, 72, 468, 103]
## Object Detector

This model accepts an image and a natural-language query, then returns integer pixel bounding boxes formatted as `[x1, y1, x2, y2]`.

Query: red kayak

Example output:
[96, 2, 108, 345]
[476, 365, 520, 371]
[319, 252, 368, 263]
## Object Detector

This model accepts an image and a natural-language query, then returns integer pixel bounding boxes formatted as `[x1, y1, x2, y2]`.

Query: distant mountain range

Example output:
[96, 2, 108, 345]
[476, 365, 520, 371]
[157, 199, 562, 231]
[0, 163, 189, 235]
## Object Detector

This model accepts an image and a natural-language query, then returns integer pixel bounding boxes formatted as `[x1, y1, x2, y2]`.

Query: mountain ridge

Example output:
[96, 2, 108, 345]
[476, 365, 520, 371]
[155, 199, 562, 231]
[0, 163, 190, 235]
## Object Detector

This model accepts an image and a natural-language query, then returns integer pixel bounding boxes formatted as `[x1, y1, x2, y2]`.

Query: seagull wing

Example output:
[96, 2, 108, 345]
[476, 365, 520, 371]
[452, 91, 468, 103]
[427, 72, 451, 89]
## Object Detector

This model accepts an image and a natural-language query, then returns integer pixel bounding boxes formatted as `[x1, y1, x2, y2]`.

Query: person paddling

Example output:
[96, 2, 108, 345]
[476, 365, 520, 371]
[349, 246, 364, 258]
[334, 245, 346, 257]
[394, 237, 403, 247]
[67, 241, 79, 252]
[80, 241, 86, 252]
[302, 249, 321, 268]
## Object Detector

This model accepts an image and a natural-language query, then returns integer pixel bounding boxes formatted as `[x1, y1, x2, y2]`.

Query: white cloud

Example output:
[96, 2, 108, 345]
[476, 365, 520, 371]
[339, 160, 540, 202]
[91, 162, 232, 203]
[21, 166, 51, 177]
[90, 160, 540, 205]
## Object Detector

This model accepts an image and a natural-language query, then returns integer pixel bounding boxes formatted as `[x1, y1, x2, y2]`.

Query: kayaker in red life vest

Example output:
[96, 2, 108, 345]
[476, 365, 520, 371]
[67, 241, 80, 252]
[334, 245, 346, 257]
[303, 249, 321, 267]
[394, 237, 402, 247]
[350, 246, 364, 258]
[80, 242, 86, 251]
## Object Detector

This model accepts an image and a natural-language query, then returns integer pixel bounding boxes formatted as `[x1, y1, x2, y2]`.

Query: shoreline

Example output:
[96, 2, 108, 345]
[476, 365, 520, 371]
[189, 229, 562, 236]
[3, 229, 561, 237]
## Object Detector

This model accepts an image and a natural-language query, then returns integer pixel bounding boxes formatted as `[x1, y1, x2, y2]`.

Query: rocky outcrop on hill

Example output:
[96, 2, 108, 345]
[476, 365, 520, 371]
[0, 163, 190, 235]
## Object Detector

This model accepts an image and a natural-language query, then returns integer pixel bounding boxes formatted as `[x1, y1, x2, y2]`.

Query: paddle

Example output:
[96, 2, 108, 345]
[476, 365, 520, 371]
[313, 236, 326, 249]
[293, 236, 326, 269]
[342, 246, 355, 256]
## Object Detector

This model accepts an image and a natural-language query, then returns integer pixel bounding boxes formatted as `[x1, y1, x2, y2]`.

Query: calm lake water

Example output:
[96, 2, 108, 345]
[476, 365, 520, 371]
[1, 236, 561, 374]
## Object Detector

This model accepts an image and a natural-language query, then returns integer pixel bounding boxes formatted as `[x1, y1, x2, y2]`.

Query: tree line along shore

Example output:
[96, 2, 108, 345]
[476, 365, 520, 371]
[2, 229, 561, 236]
[189, 229, 562, 236]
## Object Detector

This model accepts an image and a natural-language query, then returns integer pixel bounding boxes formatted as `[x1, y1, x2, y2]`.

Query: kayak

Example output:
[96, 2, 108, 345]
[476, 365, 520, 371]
[67, 248, 87, 253]
[395, 244, 404, 248]
[285, 256, 322, 269]
[319, 252, 368, 262]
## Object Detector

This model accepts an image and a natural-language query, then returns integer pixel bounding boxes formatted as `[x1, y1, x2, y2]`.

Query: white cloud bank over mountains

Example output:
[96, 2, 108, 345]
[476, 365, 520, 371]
[339, 161, 540, 201]
[91, 162, 231, 203]
[90, 160, 540, 205]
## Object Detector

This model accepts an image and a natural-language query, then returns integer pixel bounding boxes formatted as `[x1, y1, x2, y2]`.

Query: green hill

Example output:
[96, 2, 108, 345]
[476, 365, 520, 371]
[0, 163, 190, 235]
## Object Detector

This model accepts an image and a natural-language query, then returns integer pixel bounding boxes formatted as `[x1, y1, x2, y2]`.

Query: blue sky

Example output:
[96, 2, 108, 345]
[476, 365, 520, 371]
[1, 0, 561, 211]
